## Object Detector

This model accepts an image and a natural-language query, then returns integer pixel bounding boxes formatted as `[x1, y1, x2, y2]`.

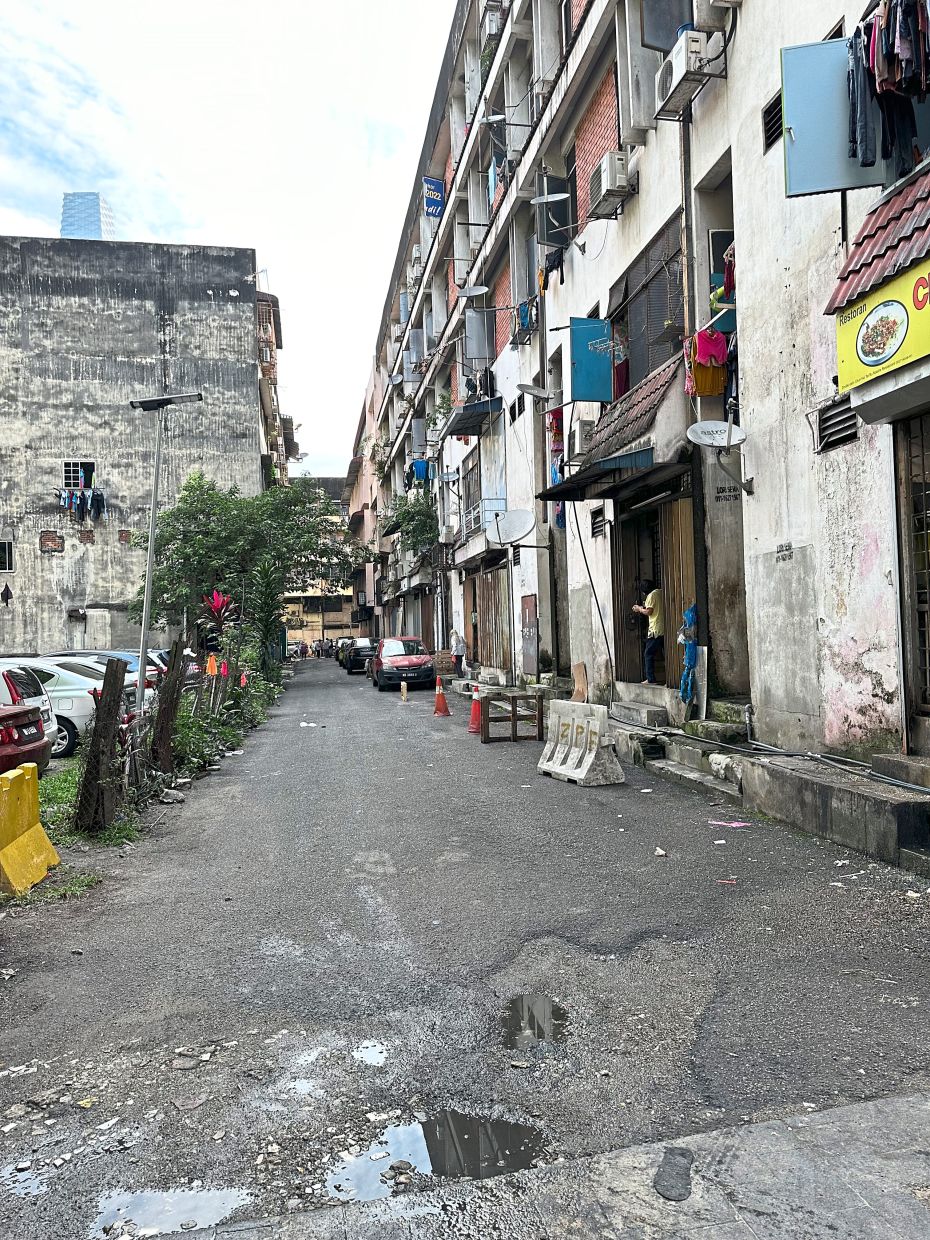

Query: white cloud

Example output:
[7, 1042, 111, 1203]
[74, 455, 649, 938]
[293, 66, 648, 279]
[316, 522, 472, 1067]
[0, 0, 457, 475]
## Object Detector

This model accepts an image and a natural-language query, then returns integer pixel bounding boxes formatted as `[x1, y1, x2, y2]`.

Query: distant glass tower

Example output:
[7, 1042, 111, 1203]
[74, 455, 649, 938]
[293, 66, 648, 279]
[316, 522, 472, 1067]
[60, 192, 116, 241]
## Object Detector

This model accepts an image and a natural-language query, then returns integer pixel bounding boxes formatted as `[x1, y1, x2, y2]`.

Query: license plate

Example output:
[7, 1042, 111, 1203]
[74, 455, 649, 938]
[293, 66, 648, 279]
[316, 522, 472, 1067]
[19, 724, 38, 738]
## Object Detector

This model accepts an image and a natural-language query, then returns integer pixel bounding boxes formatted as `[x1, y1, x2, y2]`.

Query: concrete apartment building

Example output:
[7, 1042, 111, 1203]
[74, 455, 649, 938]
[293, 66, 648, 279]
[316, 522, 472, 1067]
[344, 0, 930, 766]
[0, 236, 298, 654]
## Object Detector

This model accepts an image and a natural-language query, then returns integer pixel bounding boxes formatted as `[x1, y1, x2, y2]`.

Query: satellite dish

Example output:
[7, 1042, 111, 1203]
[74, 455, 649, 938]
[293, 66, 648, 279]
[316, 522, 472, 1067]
[686, 420, 747, 449]
[388, 374, 404, 386]
[438, 470, 458, 483]
[458, 285, 489, 298]
[486, 509, 536, 546]
[530, 191, 570, 205]
[517, 383, 551, 399]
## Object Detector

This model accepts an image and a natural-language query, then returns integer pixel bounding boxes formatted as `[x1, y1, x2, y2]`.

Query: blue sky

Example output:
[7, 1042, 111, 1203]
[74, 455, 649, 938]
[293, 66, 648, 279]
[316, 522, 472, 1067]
[0, 1, 457, 477]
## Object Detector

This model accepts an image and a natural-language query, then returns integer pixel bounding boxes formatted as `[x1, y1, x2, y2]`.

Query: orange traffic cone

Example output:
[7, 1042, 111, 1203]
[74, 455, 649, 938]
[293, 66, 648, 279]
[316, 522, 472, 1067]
[434, 676, 452, 717]
[468, 683, 482, 735]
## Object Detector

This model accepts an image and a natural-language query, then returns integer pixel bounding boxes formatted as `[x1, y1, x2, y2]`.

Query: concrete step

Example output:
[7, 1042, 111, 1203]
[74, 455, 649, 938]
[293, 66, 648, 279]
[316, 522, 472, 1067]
[665, 737, 720, 776]
[900, 847, 930, 880]
[684, 719, 748, 743]
[708, 697, 751, 725]
[742, 756, 930, 865]
[644, 758, 742, 803]
[610, 701, 668, 728]
[609, 724, 664, 767]
[871, 753, 930, 791]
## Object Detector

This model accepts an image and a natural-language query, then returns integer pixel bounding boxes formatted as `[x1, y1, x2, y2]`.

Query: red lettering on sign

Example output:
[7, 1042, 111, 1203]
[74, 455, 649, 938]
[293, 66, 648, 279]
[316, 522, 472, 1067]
[914, 275, 929, 311]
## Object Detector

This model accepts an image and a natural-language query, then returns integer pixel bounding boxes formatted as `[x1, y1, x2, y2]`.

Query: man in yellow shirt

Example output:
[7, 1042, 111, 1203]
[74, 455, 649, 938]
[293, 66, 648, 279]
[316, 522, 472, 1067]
[632, 579, 664, 685]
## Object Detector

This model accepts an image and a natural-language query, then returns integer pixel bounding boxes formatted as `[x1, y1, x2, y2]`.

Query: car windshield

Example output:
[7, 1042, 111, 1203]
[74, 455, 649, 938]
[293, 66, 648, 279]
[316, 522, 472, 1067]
[354, 641, 374, 651]
[382, 639, 427, 657]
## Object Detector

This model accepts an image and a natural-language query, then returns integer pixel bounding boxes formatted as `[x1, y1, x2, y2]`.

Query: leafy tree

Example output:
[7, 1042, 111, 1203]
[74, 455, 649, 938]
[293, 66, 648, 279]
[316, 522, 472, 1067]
[131, 472, 358, 636]
[385, 491, 439, 555]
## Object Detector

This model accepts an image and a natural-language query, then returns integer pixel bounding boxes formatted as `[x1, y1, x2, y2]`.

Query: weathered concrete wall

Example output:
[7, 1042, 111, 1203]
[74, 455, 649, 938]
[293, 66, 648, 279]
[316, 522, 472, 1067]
[0, 237, 262, 655]
[702, 451, 750, 695]
[711, 2, 904, 753]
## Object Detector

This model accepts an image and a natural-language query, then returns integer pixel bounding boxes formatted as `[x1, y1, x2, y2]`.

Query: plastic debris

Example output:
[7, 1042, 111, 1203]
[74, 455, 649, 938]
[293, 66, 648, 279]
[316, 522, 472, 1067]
[654, 847, 667, 857]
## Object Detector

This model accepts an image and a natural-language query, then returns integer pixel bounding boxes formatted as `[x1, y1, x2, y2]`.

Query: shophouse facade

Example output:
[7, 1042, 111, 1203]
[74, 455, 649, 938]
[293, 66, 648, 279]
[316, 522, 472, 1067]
[346, 0, 930, 759]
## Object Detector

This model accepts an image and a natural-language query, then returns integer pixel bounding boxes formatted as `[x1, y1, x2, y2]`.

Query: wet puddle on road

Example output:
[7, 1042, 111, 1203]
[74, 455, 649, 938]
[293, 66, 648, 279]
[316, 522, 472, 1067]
[501, 994, 568, 1049]
[90, 1187, 249, 1237]
[351, 1040, 387, 1066]
[1, 1161, 48, 1197]
[326, 1109, 546, 1202]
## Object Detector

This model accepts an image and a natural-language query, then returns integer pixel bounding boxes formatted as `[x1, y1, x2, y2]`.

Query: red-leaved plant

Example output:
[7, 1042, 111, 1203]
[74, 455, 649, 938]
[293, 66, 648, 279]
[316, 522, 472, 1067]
[201, 589, 237, 636]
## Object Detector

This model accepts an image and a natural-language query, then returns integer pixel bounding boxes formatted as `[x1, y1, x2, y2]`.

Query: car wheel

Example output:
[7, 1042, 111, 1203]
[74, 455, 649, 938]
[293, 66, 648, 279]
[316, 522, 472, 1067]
[375, 675, 385, 692]
[52, 718, 77, 759]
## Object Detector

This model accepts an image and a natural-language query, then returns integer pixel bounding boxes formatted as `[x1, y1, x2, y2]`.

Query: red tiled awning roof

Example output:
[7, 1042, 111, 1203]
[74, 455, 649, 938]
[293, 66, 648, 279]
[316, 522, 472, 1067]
[581, 355, 682, 467]
[825, 163, 930, 314]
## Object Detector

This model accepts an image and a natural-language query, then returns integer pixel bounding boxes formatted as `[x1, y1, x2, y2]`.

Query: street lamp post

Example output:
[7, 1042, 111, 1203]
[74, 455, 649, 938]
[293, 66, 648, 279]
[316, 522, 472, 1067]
[129, 392, 204, 716]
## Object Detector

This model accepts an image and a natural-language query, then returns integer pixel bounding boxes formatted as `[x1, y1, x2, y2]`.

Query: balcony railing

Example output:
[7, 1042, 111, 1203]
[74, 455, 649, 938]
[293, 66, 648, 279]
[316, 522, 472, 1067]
[462, 496, 506, 538]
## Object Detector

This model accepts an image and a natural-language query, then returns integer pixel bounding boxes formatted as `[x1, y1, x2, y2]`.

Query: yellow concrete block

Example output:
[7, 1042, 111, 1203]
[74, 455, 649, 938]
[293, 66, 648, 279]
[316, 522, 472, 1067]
[0, 764, 60, 896]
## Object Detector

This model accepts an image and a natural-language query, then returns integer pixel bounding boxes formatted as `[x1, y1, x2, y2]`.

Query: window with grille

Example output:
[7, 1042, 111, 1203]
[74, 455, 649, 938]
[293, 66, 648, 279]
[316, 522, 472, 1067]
[608, 215, 683, 392]
[512, 545, 521, 566]
[63, 460, 95, 489]
[0, 541, 12, 572]
[591, 508, 606, 538]
[762, 94, 783, 153]
[816, 400, 858, 451]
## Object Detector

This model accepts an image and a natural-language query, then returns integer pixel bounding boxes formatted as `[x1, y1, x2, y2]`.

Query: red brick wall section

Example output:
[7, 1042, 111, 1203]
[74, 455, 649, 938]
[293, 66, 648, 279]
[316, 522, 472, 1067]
[448, 258, 456, 315]
[570, 0, 587, 35]
[574, 68, 619, 231]
[451, 359, 459, 405]
[494, 262, 511, 358]
[492, 177, 505, 215]
[444, 150, 454, 194]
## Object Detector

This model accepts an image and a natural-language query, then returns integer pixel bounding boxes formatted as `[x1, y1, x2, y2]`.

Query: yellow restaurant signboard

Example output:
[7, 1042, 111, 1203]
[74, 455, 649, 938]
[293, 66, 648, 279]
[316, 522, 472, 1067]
[836, 262, 930, 393]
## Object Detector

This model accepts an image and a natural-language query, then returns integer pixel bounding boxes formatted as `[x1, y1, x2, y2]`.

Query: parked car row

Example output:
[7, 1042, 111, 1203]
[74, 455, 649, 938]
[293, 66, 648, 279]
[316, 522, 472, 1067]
[0, 647, 173, 772]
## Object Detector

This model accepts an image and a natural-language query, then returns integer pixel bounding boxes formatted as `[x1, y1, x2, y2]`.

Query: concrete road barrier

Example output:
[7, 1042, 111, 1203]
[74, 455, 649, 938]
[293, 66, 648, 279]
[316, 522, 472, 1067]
[538, 701, 626, 786]
[0, 763, 60, 896]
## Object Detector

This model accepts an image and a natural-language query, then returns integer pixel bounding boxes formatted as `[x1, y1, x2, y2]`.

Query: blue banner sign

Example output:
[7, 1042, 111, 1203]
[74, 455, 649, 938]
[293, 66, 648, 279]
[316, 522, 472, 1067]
[423, 177, 445, 218]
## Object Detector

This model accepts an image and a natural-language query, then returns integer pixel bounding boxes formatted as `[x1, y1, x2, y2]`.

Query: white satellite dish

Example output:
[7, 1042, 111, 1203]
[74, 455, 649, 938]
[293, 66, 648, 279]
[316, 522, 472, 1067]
[486, 509, 536, 546]
[517, 383, 551, 400]
[686, 420, 747, 450]
[458, 285, 489, 298]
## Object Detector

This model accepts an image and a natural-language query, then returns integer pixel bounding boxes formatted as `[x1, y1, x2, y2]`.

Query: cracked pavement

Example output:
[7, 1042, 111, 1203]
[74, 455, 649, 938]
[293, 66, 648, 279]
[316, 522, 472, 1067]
[2, 659, 930, 1238]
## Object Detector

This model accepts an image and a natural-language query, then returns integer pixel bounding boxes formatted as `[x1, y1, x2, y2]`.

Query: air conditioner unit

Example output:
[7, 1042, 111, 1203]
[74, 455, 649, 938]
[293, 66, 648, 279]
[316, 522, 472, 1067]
[481, 7, 502, 48]
[588, 151, 632, 219]
[412, 243, 422, 263]
[391, 323, 404, 343]
[438, 525, 456, 545]
[569, 419, 594, 460]
[655, 30, 709, 118]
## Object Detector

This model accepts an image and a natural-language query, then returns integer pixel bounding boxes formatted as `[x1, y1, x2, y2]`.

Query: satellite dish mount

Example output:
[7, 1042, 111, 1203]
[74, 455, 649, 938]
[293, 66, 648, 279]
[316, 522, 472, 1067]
[686, 399, 753, 495]
[486, 509, 537, 547]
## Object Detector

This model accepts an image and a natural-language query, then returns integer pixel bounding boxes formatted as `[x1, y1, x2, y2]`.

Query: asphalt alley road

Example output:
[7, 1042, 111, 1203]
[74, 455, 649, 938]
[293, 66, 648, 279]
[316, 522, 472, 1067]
[2, 659, 930, 1239]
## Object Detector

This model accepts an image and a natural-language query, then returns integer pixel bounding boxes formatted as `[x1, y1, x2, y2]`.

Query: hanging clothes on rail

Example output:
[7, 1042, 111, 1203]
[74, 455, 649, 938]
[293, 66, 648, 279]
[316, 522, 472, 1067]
[542, 247, 565, 291]
[848, 6, 924, 178]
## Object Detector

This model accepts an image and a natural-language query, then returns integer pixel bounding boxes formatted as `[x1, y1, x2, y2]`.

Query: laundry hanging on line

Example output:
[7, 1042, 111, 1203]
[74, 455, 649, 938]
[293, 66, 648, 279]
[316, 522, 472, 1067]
[847, 4, 925, 180]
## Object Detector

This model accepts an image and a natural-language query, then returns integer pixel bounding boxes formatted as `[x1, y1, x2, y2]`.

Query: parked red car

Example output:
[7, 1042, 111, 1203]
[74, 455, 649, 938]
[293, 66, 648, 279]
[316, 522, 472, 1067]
[0, 704, 52, 775]
[370, 637, 436, 692]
